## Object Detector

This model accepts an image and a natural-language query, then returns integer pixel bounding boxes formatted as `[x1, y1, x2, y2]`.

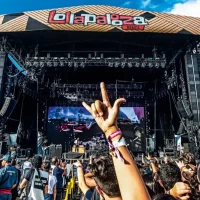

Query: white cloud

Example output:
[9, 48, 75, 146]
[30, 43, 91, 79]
[141, 0, 151, 8]
[121, 1, 132, 6]
[169, 0, 200, 17]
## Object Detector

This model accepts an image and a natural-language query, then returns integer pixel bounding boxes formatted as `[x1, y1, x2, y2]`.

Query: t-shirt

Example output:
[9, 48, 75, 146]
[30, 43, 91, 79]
[48, 174, 57, 194]
[53, 167, 64, 189]
[25, 168, 48, 196]
[85, 189, 93, 200]
[0, 165, 18, 189]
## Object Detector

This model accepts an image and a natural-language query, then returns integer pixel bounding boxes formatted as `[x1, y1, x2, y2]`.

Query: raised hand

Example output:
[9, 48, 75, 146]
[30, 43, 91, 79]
[82, 82, 126, 137]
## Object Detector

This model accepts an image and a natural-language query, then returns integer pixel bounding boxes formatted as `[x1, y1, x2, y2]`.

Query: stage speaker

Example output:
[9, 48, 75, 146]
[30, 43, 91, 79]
[177, 99, 193, 119]
[49, 144, 56, 157]
[1, 142, 8, 155]
[55, 144, 62, 158]
[0, 97, 17, 118]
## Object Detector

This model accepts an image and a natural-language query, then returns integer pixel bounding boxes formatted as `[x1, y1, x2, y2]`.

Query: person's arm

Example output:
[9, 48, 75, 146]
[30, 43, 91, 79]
[73, 161, 90, 194]
[109, 129, 150, 200]
[53, 185, 57, 200]
[82, 82, 150, 200]
[11, 184, 17, 189]
[19, 179, 28, 189]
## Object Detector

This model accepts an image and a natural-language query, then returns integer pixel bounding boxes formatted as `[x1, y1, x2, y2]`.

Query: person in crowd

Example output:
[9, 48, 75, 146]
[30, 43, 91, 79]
[0, 155, 18, 200]
[21, 157, 32, 180]
[43, 161, 57, 200]
[51, 157, 66, 200]
[20, 155, 48, 200]
[11, 159, 21, 200]
[82, 82, 150, 200]
[179, 152, 196, 166]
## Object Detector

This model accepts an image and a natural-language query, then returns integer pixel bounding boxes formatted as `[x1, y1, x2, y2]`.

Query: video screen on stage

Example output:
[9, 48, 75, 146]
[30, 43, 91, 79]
[47, 106, 146, 152]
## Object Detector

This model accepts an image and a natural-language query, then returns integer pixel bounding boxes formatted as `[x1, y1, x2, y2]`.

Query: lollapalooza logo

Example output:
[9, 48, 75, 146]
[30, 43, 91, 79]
[48, 10, 148, 30]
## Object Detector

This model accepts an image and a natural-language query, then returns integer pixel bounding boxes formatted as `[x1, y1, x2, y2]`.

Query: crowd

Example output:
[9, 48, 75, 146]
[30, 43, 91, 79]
[0, 82, 200, 200]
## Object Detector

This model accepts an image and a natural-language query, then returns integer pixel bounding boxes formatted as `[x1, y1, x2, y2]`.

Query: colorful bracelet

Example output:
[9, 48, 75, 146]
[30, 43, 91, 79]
[107, 129, 122, 140]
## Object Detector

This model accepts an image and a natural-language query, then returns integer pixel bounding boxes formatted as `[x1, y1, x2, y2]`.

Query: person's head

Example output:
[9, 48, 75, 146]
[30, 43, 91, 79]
[179, 152, 196, 165]
[91, 155, 121, 199]
[1, 155, 12, 167]
[32, 155, 42, 169]
[51, 157, 59, 166]
[143, 174, 164, 198]
[42, 161, 51, 172]
[158, 163, 181, 191]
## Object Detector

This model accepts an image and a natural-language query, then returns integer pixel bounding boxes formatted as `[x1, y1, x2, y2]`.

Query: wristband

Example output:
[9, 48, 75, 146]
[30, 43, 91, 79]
[180, 166, 186, 172]
[112, 137, 127, 148]
[108, 129, 122, 140]
[76, 166, 83, 169]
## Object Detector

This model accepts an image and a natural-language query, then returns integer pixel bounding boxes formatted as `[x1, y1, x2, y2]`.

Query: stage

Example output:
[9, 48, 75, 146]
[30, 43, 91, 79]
[0, 5, 199, 156]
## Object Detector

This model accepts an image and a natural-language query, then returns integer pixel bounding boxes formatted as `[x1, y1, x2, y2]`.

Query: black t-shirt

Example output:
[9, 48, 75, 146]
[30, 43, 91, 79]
[91, 187, 100, 200]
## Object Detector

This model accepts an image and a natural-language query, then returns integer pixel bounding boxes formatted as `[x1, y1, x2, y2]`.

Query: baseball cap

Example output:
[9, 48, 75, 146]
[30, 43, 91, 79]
[0, 155, 12, 162]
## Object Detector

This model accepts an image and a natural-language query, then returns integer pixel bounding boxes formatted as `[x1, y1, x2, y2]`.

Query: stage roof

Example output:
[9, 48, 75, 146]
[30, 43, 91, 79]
[0, 5, 200, 35]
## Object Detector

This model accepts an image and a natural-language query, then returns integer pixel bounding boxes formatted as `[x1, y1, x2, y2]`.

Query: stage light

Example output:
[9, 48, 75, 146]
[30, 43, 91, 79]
[53, 62, 58, 67]
[108, 62, 114, 67]
[33, 61, 39, 67]
[74, 62, 78, 68]
[47, 61, 52, 67]
[121, 62, 126, 68]
[68, 62, 72, 67]
[155, 62, 159, 68]
[60, 61, 65, 67]
[128, 62, 133, 68]
[141, 62, 146, 68]
[148, 62, 153, 68]
[39, 62, 45, 67]
[115, 61, 120, 68]
[135, 62, 140, 68]
[161, 62, 166, 68]
[80, 62, 85, 68]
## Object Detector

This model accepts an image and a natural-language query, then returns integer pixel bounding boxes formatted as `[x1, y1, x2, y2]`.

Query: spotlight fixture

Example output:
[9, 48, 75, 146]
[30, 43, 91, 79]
[128, 62, 133, 68]
[74, 62, 78, 68]
[115, 61, 120, 68]
[108, 62, 114, 67]
[80, 62, 85, 68]
[68, 62, 73, 67]
[155, 62, 159, 68]
[135, 62, 140, 68]
[121, 61, 126, 68]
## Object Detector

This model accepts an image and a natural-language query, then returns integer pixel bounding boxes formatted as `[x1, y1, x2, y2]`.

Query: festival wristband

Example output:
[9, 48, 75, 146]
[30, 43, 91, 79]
[107, 129, 122, 140]
[108, 137, 126, 163]
[76, 166, 83, 169]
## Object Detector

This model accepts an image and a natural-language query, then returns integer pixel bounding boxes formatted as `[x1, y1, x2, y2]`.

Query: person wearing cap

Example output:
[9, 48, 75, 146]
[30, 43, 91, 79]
[0, 155, 18, 200]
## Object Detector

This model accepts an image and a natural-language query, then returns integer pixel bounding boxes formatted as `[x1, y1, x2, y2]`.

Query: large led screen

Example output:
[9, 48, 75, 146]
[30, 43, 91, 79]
[47, 107, 145, 152]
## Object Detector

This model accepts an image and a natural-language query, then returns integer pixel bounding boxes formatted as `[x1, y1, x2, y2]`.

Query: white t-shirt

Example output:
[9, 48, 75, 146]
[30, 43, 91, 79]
[48, 174, 57, 194]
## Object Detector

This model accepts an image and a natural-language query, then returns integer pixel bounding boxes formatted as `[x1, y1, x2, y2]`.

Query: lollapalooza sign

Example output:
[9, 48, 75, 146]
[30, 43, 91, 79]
[48, 10, 148, 30]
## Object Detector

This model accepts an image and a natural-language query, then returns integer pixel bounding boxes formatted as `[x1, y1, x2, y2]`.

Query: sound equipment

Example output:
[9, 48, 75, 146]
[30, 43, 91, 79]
[79, 146, 85, 154]
[49, 144, 56, 157]
[1, 141, 8, 155]
[72, 146, 76, 152]
[55, 144, 62, 158]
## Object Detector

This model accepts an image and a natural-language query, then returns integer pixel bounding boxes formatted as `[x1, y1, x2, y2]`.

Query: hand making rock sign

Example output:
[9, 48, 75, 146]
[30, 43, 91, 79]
[82, 82, 126, 138]
[82, 82, 150, 200]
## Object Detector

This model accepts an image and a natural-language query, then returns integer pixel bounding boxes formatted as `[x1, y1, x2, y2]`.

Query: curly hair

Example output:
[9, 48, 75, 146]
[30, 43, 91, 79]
[32, 155, 43, 169]
[158, 163, 181, 191]
[179, 152, 196, 165]
[182, 166, 200, 200]
[91, 155, 121, 198]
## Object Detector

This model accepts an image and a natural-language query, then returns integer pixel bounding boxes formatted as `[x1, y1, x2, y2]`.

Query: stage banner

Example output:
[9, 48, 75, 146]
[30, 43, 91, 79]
[0, 6, 199, 35]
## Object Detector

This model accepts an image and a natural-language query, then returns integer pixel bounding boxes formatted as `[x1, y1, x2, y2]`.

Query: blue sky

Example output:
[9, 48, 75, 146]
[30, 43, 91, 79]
[0, 0, 199, 17]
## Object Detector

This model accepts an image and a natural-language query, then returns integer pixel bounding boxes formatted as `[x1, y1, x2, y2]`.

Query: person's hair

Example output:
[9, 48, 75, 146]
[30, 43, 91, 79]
[179, 152, 196, 165]
[32, 155, 42, 169]
[51, 157, 58, 165]
[153, 194, 176, 200]
[43, 161, 51, 172]
[143, 174, 164, 198]
[158, 163, 181, 191]
[11, 159, 16, 166]
[183, 166, 200, 200]
[91, 155, 121, 198]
